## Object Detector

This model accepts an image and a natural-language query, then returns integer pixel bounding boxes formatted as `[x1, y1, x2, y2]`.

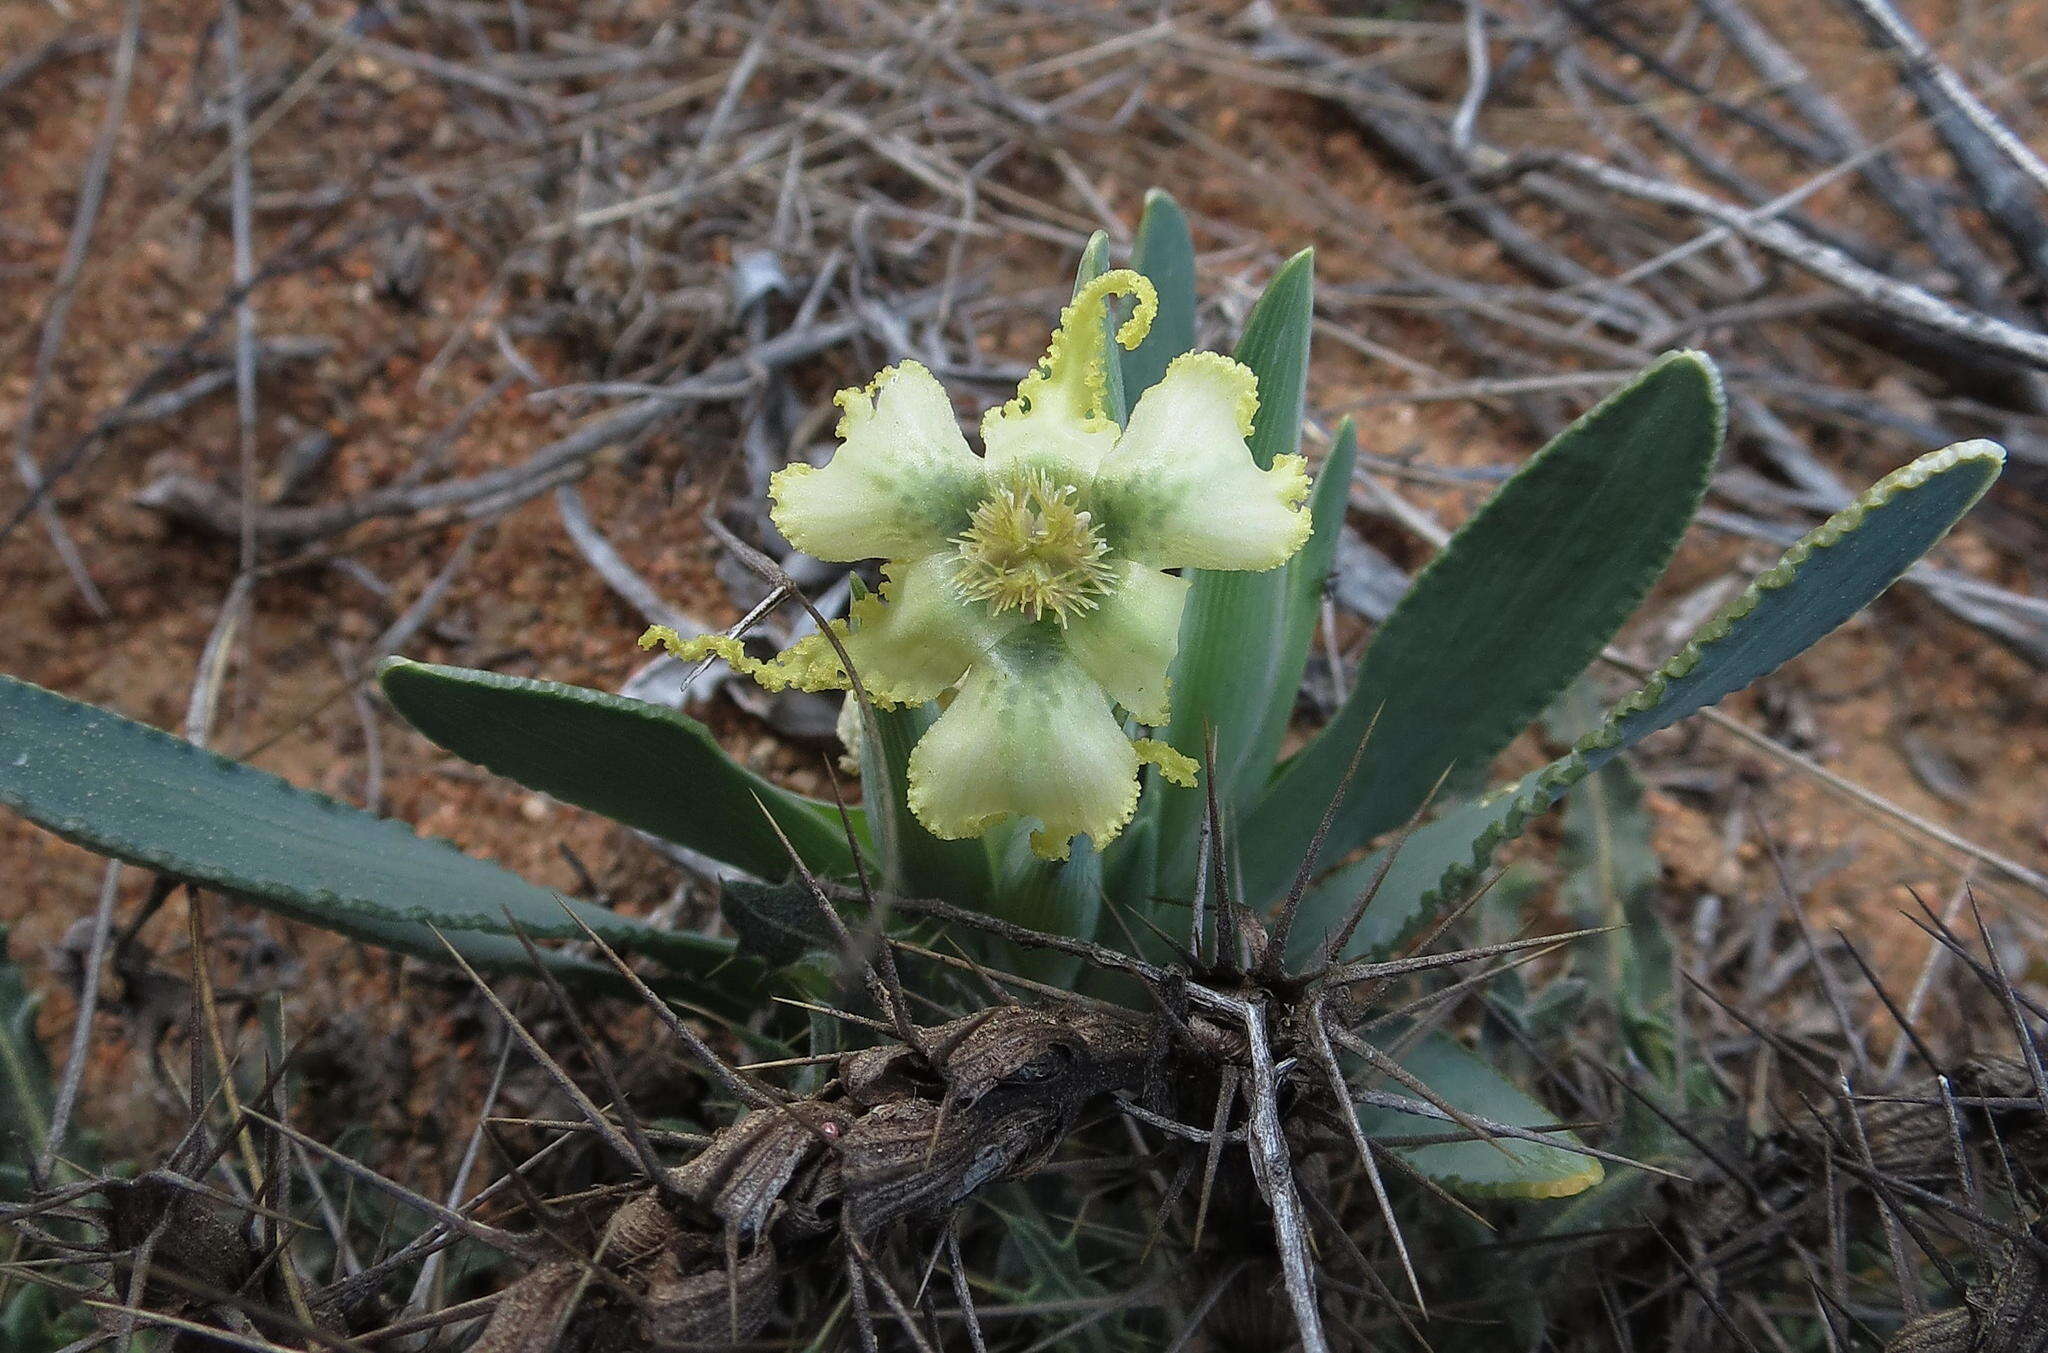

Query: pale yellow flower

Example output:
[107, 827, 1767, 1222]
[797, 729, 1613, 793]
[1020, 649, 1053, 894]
[648, 270, 1311, 859]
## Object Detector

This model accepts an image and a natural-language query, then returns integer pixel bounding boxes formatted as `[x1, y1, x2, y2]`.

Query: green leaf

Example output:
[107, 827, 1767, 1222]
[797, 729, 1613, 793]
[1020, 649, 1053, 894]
[1151, 249, 1315, 890]
[1, 1284, 92, 1353]
[1244, 352, 1725, 904]
[0, 925, 52, 1201]
[1553, 685, 1675, 1079]
[1119, 189, 1197, 406]
[1285, 438, 2005, 966]
[987, 836, 1103, 984]
[1353, 1033, 1603, 1199]
[1243, 417, 1358, 788]
[0, 675, 744, 1002]
[721, 877, 830, 967]
[378, 659, 854, 882]
[860, 700, 990, 901]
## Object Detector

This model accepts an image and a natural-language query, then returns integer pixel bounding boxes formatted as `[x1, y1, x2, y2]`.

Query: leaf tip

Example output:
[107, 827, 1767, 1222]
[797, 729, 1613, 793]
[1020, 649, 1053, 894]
[375, 654, 428, 699]
[1946, 437, 2007, 471]
[1651, 347, 1724, 407]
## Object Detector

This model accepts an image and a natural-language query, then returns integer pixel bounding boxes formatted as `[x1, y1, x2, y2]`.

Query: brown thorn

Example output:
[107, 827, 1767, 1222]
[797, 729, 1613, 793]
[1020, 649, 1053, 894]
[944, 1224, 990, 1353]
[770, 996, 893, 1032]
[1330, 1025, 1685, 1180]
[1271, 703, 1381, 968]
[1934, 1075, 1983, 1214]
[1833, 927, 1942, 1080]
[1325, 923, 1617, 990]
[498, 913, 674, 1190]
[750, 790, 923, 1053]
[1310, 759, 1458, 973]
[1307, 1004, 1425, 1312]
[237, 1107, 527, 1256]
[1678, 968, 1834, 1082]
[1328, 1024, 1519, 1166]
[1642, 1224, 1768, 1353]
[824, 881, 1166, 986]
[1359, 937, 1576, 1032]
[1198, 724, 1254, 974]
[1966, 888, 2048, 1104]
[1833, 1079, 1925, 1316]
[1188, 766, 1215, 966]
[1754, 811, 1869, 1076]
[816, 755, 929, 1059]
[1189, 1066, 1239, 1256]
[427, 926, 647, 1179]
[550, 898, 785, 1109]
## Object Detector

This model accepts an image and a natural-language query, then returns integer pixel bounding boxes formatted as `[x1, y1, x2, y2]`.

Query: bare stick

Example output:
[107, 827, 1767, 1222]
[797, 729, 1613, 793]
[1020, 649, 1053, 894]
[1232, 993, 1331, 1353]
[35, 865, 121, 1188]
[1518, 148, 2048, 369]
[1837, 0, 2048, 281]
[7, 0, 142, 617]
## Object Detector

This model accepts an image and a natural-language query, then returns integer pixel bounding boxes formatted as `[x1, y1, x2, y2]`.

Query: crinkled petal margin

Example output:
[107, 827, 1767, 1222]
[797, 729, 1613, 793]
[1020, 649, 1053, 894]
[980, 269, 1155, 482]
[641, 554, 1016, 709]
[907, 629, 1144, 859]
[1095, 351, 1311, 572]
[770, 361, 985, 562]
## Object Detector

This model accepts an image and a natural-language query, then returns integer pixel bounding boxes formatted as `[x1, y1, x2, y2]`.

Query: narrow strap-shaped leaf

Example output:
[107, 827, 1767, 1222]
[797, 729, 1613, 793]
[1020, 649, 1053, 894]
[1349, 1032, 1602, 1199]
[1554, 689, 1675, 1080]
[0, 675, 746, 1004]
[1118, 189, 1197, 406]
[1072, 230, 1128, 425]
[379, 659, 854, 882]
[987, 833, 1104, 985]
[1244, 352, 1724, 905]
[1151, 250, 1315, 891]
[1286, 439, 2004, 966]
[863, 700, 990, 901]
[0, 926, 53, 1199]
[1243, 417, 1358, 789]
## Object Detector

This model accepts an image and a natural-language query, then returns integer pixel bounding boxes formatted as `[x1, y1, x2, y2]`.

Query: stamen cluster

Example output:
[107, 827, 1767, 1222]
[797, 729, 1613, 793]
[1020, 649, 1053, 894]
[949, 469, 1116, 624]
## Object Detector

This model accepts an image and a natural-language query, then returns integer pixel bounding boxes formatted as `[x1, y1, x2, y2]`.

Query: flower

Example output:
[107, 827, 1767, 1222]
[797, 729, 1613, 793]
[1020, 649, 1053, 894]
[646, 269, 1312, 860]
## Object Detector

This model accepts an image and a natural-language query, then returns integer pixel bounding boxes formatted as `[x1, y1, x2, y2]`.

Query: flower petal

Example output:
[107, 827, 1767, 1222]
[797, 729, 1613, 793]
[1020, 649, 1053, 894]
[1094, 351, 1311, 571]
[642, 554, 1019, 709]
[837, 555, 1022, 706]
[980, 270, 1156, 481]
[769, 361, 985, 562]
[1062, 561, 1187, 725]
[906, 628, 1142, 860]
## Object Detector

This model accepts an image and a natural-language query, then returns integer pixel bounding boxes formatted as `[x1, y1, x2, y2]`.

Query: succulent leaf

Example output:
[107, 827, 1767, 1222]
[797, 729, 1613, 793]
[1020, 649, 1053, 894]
[1149, 249, 1316, 884]
[0, 926, 52, 1201]
[1244, 351, 1726, 905]
[0, 674, 747, 1006]
[379, 658, 856, 881]
[1117, 190, 1198, 409]
[1553, 686, 1676, 1080]
[1285, 438, 2005, 967]
[1351, 1033, 1603, 1199]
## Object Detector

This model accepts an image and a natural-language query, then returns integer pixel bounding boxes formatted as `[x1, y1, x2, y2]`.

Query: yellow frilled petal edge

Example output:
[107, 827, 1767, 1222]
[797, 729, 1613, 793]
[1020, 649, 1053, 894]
[640, 554, 1018, 709]
[908, 630, 1153, 860]
[981, 269, 1156, 482]
[642, 627, 849, 695]
[1133, 738, 1198, 787]
[1060, 561, 1188, 726]
[768, 360, 986, 563]
[1095, 351, 1311, 573]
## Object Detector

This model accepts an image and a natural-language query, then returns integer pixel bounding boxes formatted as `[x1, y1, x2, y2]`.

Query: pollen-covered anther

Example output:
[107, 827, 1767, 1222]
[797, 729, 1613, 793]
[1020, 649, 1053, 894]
[950, 469, 1117, 624]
